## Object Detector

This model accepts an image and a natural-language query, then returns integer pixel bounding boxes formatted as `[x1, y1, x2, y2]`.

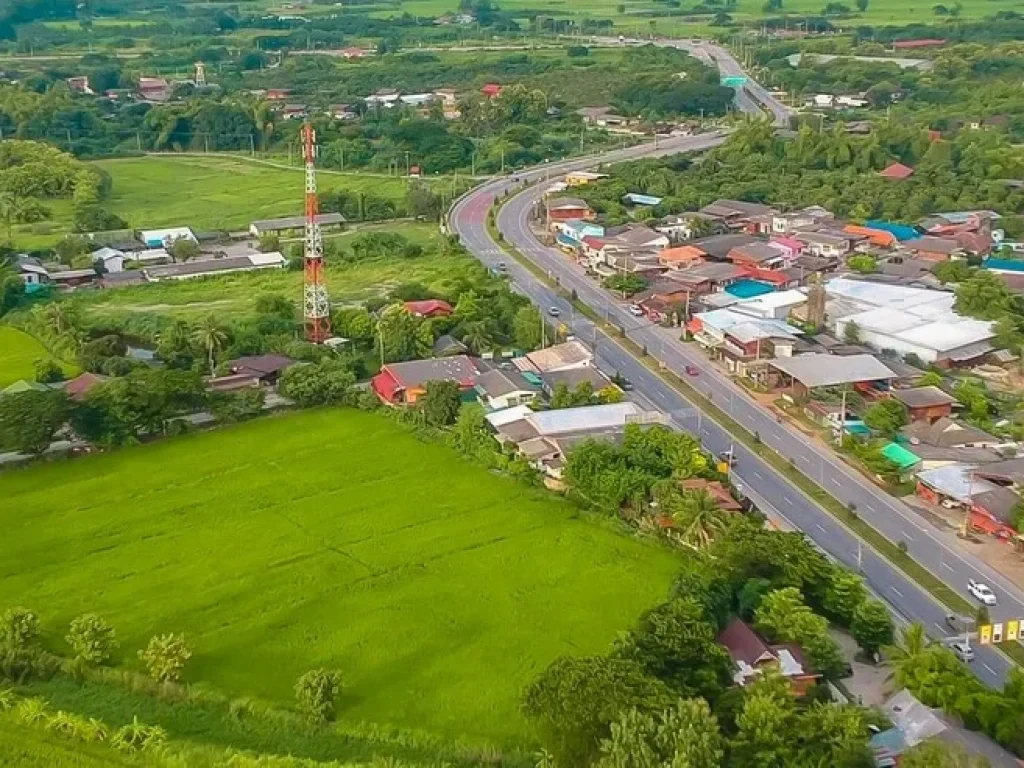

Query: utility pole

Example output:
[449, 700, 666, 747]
[838, 387, 848, 446]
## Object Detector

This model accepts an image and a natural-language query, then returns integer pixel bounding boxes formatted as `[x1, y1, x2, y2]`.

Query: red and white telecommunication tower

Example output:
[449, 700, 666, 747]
[302, 122, 331, 343]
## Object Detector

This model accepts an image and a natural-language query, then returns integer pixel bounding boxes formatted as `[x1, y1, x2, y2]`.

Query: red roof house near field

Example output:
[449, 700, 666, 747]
[481, 83, 503, 98]
[371, 355, 479, 405]
[63, 372, 108, 402]
[879, 162, 915, 180]
[404, 299, 453, 318]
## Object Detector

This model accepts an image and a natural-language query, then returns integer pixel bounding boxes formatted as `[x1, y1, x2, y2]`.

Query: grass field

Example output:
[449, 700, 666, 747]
[0, 326, 75, 388]
[11, 155, 429, 250]
[0, 718, 129, 767]
[0, 409, 680, 744]
[65, 221, 477, 332]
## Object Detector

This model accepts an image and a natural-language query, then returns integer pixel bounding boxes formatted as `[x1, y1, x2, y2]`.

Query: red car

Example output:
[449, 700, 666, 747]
[685, 366, 699, 376]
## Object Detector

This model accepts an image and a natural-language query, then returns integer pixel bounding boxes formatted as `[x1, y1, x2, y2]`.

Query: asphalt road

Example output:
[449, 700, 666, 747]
[448, 50, 1020, 686]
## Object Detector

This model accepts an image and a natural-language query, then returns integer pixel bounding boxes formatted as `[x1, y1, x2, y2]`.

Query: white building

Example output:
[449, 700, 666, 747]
[140, 227, 197, 248]
[824, 278, 995, 364]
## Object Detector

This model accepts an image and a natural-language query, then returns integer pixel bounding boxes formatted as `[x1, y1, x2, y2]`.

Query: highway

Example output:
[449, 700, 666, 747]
[448, 46, 1021, 687]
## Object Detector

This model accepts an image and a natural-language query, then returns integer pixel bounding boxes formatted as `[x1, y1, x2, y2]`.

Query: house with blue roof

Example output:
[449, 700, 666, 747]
[623, 193, 664, 207]
[555, 219, 604, 249]
[865, 220, 920, 241]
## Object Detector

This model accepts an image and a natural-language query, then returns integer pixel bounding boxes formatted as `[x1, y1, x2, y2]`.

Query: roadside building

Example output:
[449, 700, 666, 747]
[565, 171, 607, 186]
[768, 353, 897, 399]
[901, 416, 1000, 450]
[371, 355, 480, 405]
[901, 235, 962, 262]
[475, 369, 542, 411]
[890, 386, 956, 423]
[717, 618, 820, 695]
[546, 197, 594, 223]
[537, 367, 612, 398]
[516, 340, 593, 374]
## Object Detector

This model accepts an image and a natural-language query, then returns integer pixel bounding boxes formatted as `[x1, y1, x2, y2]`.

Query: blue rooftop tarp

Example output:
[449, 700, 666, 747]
[865, 220, 920, 241]
[983, 258, 1024, 274]
[725, 279, 775, 299]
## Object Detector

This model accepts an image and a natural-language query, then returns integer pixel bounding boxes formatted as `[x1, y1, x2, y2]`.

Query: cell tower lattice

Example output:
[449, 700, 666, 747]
[302, 123, 331, 343]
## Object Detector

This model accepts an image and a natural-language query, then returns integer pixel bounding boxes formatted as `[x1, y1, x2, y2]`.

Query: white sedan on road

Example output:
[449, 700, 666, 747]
[968, 579, 997, 606]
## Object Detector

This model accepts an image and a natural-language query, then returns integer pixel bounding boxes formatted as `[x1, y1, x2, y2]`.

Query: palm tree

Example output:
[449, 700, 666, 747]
[460, 320, 493, 355]
[883, 622, 933, 687]
[670, 490, 726, 551]
[192, 316, 228, 375]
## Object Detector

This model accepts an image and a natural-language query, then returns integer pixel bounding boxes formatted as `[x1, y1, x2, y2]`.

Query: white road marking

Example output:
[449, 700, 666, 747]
[752, 470, 763, 481]
[815, 524, 827, 533]
[942, 562, 954, 572]
[782, 496, 794, 505]
[890, 586, 904, 598]
[934, 623, 947, 634]
[983, 663, 997, 676]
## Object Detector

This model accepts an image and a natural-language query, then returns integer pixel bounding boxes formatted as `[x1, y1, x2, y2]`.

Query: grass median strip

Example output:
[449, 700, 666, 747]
[487, 201, 1024, 669]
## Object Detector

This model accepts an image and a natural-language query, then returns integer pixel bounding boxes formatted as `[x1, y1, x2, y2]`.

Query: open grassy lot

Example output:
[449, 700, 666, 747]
[12, 155, 426, 250]
[0, 718, 130, 768]
[0, 326, 76, 388]
[0, 408, 680, 745]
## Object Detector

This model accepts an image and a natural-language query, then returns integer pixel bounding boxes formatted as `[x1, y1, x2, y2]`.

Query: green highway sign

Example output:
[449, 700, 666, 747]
[721, 76, 748, 87]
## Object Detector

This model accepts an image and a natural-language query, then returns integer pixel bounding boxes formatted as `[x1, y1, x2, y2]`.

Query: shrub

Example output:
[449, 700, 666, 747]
[33, 358, 64, 383]
[295, 668, 343, 723]
[111, 716, 168, 753]
[66, 614, 118, 665]
[0, 607, 40, 649]
[138, 633, 191, 683]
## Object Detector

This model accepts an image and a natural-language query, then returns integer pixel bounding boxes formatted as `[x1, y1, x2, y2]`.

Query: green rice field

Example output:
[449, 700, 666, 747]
[0, 409, 680, 744]
[0, 326, 75, 388]
[11, 155, 427, 250]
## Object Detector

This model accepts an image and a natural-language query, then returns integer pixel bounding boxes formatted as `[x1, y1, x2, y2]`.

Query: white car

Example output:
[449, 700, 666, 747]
[951, 641, 975, 663]
[968, 579, 997, 606]
[628, 304, 644, 317]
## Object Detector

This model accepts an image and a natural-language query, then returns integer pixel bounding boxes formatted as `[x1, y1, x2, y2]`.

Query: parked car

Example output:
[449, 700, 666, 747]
[968, 579, 997, 606]
[547, 306, 561, 317]
[628, 304, 644, 317]
[951, 641, 975, 663]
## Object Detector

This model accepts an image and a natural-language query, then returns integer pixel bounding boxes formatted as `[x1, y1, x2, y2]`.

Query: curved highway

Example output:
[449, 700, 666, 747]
[448, 46, 1016, 688]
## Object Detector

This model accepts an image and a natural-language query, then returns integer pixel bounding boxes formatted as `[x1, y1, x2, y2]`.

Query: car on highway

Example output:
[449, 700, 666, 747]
[547, 306, 561, 317]
[951, 641, 975, 663]
[718, 450, 737, 468]
[968, 579, 997, 606]
[685, 365, 699, 376]
[628, 304, 644, 317]
[497, 261, 507, 271]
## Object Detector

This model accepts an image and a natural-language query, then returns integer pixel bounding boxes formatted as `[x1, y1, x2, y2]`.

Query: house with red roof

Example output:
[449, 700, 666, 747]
[717, 618, 821, 695]
[404, 299, 453, 318]
[371, 355, 480, 405]
[844, 224, 898, 249]
[892, 38, 945, 50]
[62, 372, 108, 402]
[481, 83, 503, 99]
[879, 162, 915, 180]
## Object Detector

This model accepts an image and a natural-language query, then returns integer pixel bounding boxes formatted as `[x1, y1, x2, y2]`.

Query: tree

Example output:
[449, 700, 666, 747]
[33, 358, 63, 383]
[615, 597, 733, 701]
[847, 254, 877, 274]
[278, 360, 356, 407]
[850, 599, 894, 657]
[666, 489, 728, 551]
[513, 305, 543, 350]
[842, 320, 862, 344]
[955, 271, 1014, 321]
[755, 587, 845, 677]
[863, 398, 909, 438]
[257, 233, 281, 253]
[138, 633, 191, 683]
[902, 741, 991, 768]
[66, 614, 117, 665]
[157, 320, 197, 369]
[603, 273, 648, 297]
[855, 0, 868, 9]
[0, 607, 40, 649]
[295, 668, 343, 723]
[0, 390, 67, 455]
[167, 238, 200, 261]
[822, 569, 867, 625]
[551, 381, 597, 409]
[192, 316, 228, 375]
[730, 670, 797, 768]
[597, 699, 724, 768]
[376, 304, 430, 363]
[419, 379, 462, 427]
[522, 656, 675, 766]
[884, 623, 933, 689]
